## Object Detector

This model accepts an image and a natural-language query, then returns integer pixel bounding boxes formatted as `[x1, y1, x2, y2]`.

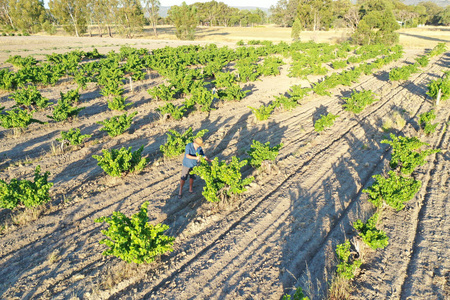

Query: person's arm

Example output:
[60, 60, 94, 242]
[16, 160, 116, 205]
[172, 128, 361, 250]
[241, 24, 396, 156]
[186, 154, 199, 160]
[199, 148, 212, 162]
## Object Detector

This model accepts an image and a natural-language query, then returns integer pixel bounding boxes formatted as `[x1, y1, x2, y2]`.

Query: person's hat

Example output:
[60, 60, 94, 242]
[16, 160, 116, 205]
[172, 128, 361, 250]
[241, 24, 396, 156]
[194, 137, 204, 146]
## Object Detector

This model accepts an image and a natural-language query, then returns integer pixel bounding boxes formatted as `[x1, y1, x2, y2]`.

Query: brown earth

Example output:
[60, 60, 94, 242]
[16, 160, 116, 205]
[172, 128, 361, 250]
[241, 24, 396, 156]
[0, 35, 449, 300]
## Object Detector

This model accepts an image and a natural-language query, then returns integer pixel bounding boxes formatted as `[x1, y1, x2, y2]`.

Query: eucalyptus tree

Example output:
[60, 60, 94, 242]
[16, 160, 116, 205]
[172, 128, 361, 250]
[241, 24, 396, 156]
[49, 0, 88, 37]
[168, 2, 198, 40]
[142, 0, 160, 36]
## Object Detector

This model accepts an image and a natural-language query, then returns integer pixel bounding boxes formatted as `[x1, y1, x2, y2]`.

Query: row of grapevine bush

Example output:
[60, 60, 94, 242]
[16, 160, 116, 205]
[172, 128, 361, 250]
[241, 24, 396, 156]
[326, 46, 448, 295]
[250, 45, 404, 122]
[389, 43, 447, 81]
[329, 115, 442, 296]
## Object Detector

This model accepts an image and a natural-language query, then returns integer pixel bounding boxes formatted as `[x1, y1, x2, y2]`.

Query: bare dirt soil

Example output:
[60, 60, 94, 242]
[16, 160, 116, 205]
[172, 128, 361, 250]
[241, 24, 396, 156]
[0, 35, 449, 300]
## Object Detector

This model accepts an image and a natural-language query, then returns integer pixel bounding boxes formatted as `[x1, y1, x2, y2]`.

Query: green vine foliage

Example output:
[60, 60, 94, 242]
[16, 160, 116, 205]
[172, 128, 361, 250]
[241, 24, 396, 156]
[415, 55, 429, 67]
[332, 60, 347, 70]
[342, 90, 378, 114]
[282, 287, 309, 300]
[108, 96, 132, 111]
[248, 103, 276, 121]
[157, 103, 185, 120]
[48, 99, 84, 122]
[0, 166, 53, 209]
[427, 74, 450, 101]
[335, 241, 362, 280]
[363, 171, 421, 211]
[191, 156, 254, 203]
[191, 87, 214, 112]
[353, 213, 389, 250]
[236, 59, 261, 83]
[95, 201, 175, 264]
[148, 84, 176, 101]
[56, 128, 91, 146]
[259, 57, 283, 76]
[98, 111, 137, 137]
[428, 42, 447, 57]
[60, 89, 80, 105]
[10, 86, 49, 109]
[389, 64, 419, 81]
[0, 108, 43, 128]
[160, 127, 208, 158]
[219, 84, 250, 101]
[382, 133, 440, 175]
[274, 95, 298, 111]
[247, 140, 283, 169]
[314, 113, 339, 132]
[419, 110, 438, 135]
[213, 72, 236, 88]
[93, 145, 148, 177]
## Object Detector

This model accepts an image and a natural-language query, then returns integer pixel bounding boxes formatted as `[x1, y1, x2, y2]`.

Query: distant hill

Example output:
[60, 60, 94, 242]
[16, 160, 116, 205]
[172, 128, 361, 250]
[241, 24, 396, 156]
[158, 6, 270, 18]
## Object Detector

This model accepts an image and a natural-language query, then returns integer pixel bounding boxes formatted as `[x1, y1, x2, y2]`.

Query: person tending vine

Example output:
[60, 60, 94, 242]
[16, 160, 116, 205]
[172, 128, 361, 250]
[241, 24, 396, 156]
[178, 137, 211, 198]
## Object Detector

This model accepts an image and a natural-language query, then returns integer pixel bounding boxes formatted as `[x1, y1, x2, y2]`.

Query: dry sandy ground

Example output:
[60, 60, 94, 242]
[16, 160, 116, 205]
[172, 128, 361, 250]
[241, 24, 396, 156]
[0, 34, 449, 300]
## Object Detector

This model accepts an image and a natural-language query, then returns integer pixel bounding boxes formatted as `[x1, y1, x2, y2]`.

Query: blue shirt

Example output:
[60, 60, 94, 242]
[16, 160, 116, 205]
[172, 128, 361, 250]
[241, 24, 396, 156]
[182, 142, 204, 168]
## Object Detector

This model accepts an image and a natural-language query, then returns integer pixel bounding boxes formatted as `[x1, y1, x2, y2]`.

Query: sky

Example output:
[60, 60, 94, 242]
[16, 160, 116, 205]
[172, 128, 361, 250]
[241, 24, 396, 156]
[43, 0, 278, 9]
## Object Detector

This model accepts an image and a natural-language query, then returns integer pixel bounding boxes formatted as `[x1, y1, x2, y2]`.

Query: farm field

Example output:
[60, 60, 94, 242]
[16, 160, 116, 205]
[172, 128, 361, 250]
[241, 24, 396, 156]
[0, 35, 449, 300]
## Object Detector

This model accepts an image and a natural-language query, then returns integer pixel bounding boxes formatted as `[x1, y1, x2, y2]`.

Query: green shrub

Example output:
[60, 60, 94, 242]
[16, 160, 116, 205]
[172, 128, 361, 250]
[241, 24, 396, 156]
[259, 57, 283, 76]
[97, 111, 137, 137]
[342, 90, 377, 114]
[247, 140, 283, 168]
[160, 127, 208, 158]
[363, 171, 421, 211]
[0, 108, 42, 128]
[95, 201, 174, 264]
[48, 99, 84, 122]
[6, 55, 37, 68]
[236, 40, 245, 46]
[381, 133, 440, 175]
[108, 96, 132, 111]
[273, 95, 298, 111]
[282, 287, 309, 300]
[191, 156, 254, 202]
[10, 86, 49, 109]
[157, 103, 185, 120]
[314, 113, 339, 132]
[415, 55, 429, 67]
[353, 213, 389, 250]
[219, 84, 250, 101]
[93, 145, 148, 177]
[428, 42, 447, 57]
[147, 84, 176, 101]
[0, 166, 53, 209]
[335, 241, 361, 280]
[56, 128, 91, 146]
[389, 64, 419, 81]
[249, 103, 276, 121]
[191, 87, 214, 112]
[427, 75, 450, 101]
[419, 110, 438, 135]
[60, 89, 80, 104]
[214, 72, 236, 88]
[100, 82, 124, 97]
[332, 60, 347, 69]
[312, 81, 331, 96]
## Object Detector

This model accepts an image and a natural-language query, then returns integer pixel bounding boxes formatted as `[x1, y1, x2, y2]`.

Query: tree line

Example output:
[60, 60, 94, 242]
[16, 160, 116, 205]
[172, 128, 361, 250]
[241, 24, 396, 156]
[275, 0, 450, 45]
[0, 0, 449, 44]
[271, 0, 450, 29]
[0, 0, 268, 39]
